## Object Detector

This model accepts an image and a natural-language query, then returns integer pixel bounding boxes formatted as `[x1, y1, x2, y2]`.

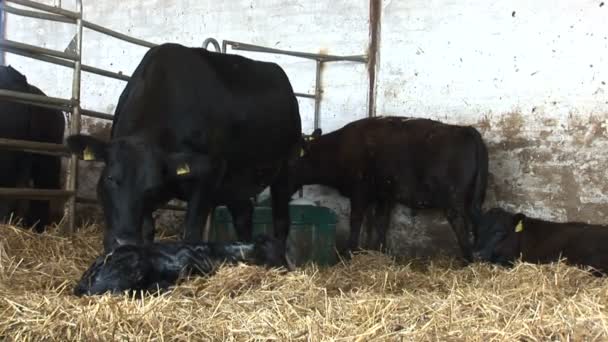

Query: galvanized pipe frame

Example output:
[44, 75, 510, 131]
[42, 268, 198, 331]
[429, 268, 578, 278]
[64, 0, 84, 235]
[0, 0, 84, 233]
[0, 0, 86, 233]
[0, 0, 170, 230]
[222, 39, 369, 131]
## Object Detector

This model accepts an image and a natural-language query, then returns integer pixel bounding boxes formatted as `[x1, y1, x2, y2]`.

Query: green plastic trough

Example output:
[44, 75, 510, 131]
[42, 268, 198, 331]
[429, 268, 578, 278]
[208, 205, 338, 266]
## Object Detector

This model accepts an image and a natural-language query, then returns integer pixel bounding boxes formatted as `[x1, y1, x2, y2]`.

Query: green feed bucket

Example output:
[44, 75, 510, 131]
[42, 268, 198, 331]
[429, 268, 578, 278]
[209, 205, 338, 266]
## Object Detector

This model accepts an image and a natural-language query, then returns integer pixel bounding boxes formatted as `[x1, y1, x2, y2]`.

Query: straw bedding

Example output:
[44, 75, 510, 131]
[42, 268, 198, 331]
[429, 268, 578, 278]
[1, 223, 608, 341]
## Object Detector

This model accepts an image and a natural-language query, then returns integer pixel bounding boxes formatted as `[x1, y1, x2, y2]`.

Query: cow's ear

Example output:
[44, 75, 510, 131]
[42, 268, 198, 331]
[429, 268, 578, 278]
[165, 153, 212, 180]
[66, 134, 108, 161]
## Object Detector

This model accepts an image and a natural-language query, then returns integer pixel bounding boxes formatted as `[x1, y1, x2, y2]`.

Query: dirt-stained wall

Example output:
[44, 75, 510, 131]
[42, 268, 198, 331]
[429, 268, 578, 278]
[372, 0, 608, 257]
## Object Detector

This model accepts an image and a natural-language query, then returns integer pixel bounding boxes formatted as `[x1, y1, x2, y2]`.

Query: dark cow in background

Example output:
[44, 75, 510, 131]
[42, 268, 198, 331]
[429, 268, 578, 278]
[473, 207, 608, 275]
[0, 66, 65, 231]
[292, 117, 488, 261]
[67, 43, 301, 252]
[74, 234, 293, 296]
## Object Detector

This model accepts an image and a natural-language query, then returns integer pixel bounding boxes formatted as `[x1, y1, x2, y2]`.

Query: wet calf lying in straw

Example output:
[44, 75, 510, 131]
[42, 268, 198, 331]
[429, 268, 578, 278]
[74, 235, 294, 296]
[473, 207, 608, 275]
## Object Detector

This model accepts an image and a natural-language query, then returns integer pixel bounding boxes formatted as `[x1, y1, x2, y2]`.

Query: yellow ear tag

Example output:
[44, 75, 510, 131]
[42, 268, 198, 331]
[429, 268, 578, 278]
[83, 146, 95, 161]
[300, 148, 305, 157]
[515, 220, 524, 233]
[176, 163, 191, 175]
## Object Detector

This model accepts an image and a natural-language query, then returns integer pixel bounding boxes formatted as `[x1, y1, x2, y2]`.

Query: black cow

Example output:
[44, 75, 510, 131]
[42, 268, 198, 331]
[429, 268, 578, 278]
[66, 43, 301, 252]
[0, 66, 65, 231]
[473, 207, 608, 275]
[74, 234, 293, 296]
[291, 116, 488, 261]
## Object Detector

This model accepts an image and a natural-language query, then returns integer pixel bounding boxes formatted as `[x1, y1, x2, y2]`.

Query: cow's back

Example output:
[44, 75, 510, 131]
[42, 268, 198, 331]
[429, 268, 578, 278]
[112, 43, 301, 165]
[329, 117, 477, 166]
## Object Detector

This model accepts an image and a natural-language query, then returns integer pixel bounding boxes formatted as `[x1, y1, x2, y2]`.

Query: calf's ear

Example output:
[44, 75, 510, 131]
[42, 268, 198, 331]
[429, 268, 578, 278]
[513, 213, 526, 232]
[66, 134, 108, 161]
[165, 153, 213, 180]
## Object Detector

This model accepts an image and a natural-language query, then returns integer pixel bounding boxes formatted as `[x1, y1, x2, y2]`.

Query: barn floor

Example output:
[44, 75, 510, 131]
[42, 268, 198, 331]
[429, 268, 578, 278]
[1, 224, 608, 341]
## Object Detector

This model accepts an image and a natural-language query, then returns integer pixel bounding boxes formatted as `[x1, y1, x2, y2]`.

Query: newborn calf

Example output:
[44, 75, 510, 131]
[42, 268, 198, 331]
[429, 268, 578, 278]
[74, 235, 293, 296]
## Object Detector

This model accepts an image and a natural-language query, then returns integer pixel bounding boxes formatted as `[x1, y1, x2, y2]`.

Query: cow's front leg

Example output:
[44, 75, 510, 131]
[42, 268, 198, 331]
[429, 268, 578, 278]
[182, 184, 213, 242]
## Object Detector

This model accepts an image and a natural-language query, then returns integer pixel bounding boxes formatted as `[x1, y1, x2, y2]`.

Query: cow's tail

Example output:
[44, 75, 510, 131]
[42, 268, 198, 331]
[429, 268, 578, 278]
[469, 127, 488, 228]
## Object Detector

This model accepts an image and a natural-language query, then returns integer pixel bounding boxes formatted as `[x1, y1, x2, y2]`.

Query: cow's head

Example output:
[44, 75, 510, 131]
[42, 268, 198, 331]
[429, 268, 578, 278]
[473, 207, 525, 266]
[73, 245, 149, 296]
[66, 134, 213, 251]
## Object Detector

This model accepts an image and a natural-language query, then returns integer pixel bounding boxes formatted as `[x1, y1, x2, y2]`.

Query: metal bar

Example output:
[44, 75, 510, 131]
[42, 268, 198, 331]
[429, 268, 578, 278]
[224, 40, 368, 63]
[5, 97, 69, 112]
[0, 89, 72, 108]
[64, 0, 83, 235]
[313, 61, 322, 130]
[367, 0, 381, 118]
[0, 138, 69, 156]
[0, 39, 78, 61]
[202, 37, 220, 52]
[81, 63, 130, 81]
[6, 0, 80, 19]
[82, 19, 156, 48]
[3, 45, 75, 69]
[81, 108, 113, 121]
[0, 3, 74, 23]
[3, 45, 130, 82]
[294, 92, 315, 99]
[0, 188, 74, 199]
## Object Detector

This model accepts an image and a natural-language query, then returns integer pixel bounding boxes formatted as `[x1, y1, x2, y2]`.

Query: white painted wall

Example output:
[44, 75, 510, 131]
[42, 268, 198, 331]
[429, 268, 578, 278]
[4, 0, 608, 256]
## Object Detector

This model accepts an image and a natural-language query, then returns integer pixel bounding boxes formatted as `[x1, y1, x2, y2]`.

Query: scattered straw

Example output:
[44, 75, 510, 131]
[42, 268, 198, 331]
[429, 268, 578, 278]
[1, 223, 608, 341]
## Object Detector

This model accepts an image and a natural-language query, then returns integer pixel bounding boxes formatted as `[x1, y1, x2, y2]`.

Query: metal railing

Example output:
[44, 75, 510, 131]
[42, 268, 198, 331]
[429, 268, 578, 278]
[222, 40, 368, 130]
[0, 0, 159, 234]
[0, 1, 370, 234]
[0, 0, 83, 234]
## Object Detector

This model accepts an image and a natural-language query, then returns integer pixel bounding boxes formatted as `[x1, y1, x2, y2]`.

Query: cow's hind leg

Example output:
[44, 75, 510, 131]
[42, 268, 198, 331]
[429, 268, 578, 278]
[182, 184, 213, 242]
[346, 187, 371, 255]
[373, 201, 394, 253]
[270, 165, 291, 242]
[445, 203, 473, 263]
[227, 199, 254, 242]
[142, 212, 155, 244]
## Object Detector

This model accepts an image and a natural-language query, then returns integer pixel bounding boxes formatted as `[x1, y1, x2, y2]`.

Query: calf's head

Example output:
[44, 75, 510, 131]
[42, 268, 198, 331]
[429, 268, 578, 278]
[473, 207, 525, 266]
[252, 234, 295, 271]
[289, 128, 322, 192]
[67, 134, 212, 251]
[74, 245, 149, 296]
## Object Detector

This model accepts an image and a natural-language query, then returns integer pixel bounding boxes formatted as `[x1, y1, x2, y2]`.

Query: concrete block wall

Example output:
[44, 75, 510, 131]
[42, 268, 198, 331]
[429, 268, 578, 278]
[4, 0, 608, 257]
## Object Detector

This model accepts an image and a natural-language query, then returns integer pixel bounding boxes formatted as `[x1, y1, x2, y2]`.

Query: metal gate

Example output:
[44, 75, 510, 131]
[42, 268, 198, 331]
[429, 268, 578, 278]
[0, 0, 368, 235]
